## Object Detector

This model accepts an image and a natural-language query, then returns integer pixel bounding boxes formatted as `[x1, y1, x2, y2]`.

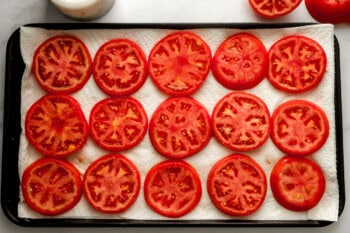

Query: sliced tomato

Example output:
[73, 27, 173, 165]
[212, 33, 268, 90]
[249, 0, 302, 18]
[25, 94, 89, 158]
[32, 35, 92, 94]
[212, 92, 270, 151]
[149, 97, 211, 159]
[144, 160, 202, 218]
[83, 154, 140, 213]
[267, 35, 327, 93]
[93, 39, 148, 96]
[305, 0, 350, 24]
[270, 155, 326, 211]
[21, 158, 82, 216]
[271, 100, 329, 156]
[89, 97, 148, 151]
[207, 154, 267, 216]
[148, 31, 212, 96]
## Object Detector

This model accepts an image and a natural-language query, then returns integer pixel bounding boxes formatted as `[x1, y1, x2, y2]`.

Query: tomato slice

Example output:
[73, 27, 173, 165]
[93, 39, 148, 96]
[149, 97, 211, 159]
[25, 94, 89, 158]
[249, 0, 302, 18]
[32, 35, 92, 94]
[267, 35, 327, 93]
[148, 31, 212, 96]
[21, 158, 82, 216]
[83, 154, 141, 213]
[144, 160, 202, 218]
[89, 97, 148, 151]
[212, 33, 268, 90]
[207, 154, 267, 216]
[212, 92, 270, 151]
[270, 156, 326, 211]
[271, 100, 329, 156]
[305, 0, 350, 24]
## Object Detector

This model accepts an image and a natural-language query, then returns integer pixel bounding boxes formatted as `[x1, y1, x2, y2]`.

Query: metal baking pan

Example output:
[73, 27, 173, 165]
[1, 23, 345, 227]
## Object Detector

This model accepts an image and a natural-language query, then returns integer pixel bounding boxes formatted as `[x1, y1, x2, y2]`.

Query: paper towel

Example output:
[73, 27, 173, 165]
[18, 24, 339, 221]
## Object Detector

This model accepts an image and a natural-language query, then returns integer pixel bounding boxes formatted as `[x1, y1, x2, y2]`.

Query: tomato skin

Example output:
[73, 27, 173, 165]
[207, 154, 267, 216]
[270, 156, 326, 211]
[144, 160, 202, 218]
[212, 33, 268, 90]
[32, 35, 92, 94]
[83, 154, 141, 214]
[89, 97, 148, 151]
[21, 158, 82, 216]
[249, 0, 302, 18]
[93, 39, 148, 96]
[267, 35, 327, 93]
[305, 0, 350, 24]
[148, 31, 212, 96]
[212, 92, 270, 151]
[25, 94, 89, 158]
[271, 100, 329, 156]
[149, 97, 211, 159]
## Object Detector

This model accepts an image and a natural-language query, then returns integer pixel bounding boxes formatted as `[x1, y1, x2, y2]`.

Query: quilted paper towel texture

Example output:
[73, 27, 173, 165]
[18, 24, 338, 221]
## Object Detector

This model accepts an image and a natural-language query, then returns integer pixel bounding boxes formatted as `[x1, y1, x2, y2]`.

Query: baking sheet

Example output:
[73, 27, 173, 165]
[1, 23, 345, 227]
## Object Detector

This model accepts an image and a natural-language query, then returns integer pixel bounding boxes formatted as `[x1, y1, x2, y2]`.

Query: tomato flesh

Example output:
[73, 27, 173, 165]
[32, 35, 92, 94]
[149, 97, 211, 159]
[270, 156, 326, 211]
[207, 154, 267, 216]
[271, 100, 329, 156]
[212, 92, 270, 151]
[148, 31, 212, 96]
[25, 94, 89, 158]
[89, 97, 148, 151]
[21, 158, 82, 216]
[144, 160, 202, 218]
[83, 154, 140, 213]
[267, 35, 327, 93]
[93, 39, 148, 96]
[249, 0, 302, 18]
[212, 33, 267, 90]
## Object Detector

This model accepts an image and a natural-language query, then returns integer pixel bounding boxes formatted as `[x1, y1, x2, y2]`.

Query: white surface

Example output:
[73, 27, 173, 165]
[0, 0, 349, 232]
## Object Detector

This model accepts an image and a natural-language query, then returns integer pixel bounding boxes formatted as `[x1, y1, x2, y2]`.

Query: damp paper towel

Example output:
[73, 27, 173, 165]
[18, 24, 339, 221]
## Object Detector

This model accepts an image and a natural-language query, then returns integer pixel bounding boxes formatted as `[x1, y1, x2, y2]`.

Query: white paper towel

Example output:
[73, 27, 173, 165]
[18, 24, 339, 221]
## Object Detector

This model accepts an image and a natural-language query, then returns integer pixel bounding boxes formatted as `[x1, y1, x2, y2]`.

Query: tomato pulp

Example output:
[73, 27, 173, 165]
[207, 154, 267, 216]
[270, 156, 326, 211]
[32, 35, 92, 94]
[83, 154, 141, 213]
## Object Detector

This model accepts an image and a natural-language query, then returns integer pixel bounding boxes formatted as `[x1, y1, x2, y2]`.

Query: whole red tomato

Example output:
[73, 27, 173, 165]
[305, 0, 350, 24]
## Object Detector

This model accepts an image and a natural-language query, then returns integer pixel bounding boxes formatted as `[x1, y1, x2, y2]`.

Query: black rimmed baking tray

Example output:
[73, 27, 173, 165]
[1, 23, 345, 227]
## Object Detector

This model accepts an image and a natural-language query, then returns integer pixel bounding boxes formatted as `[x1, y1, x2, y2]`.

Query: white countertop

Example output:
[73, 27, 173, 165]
[0, 0, 349, 232]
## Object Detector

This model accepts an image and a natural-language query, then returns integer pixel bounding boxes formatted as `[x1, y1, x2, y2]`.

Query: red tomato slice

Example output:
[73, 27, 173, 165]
[305, 0, 350, 24]
[25, 94, 89, 158]
[270, 156, 326, 211]
[149, 97, 211, 159]
[21, 158, 82, 216]
[148, 31, 212, 96]
[93, 39, 148, 96]
[212, 92, 270, 151]
[249, 0, 302, 18]
[212, 33, 268, 90]
[271, 100, 329, 156]
[207, 154, 267, 216]
[144, 160, 202, 218]
[267, 35, 327, 93]
[32, 35, 92, 94]
[83, 154, 141, 213]
[89, 97, 148, 151]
